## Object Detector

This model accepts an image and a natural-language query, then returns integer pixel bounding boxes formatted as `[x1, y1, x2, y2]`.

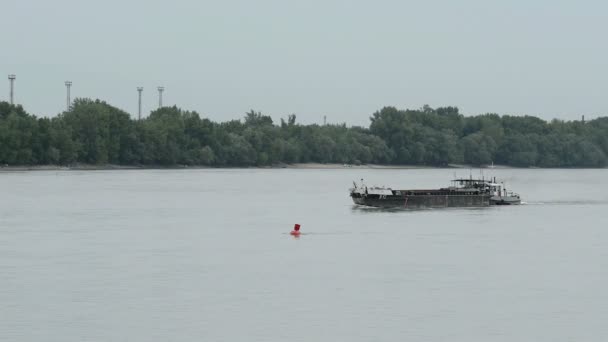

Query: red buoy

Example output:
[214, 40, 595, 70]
[290, 224, 301, 236]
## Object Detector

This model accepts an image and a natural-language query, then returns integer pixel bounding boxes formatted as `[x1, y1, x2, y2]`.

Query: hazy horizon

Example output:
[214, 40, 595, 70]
[2, 0, 607, 126]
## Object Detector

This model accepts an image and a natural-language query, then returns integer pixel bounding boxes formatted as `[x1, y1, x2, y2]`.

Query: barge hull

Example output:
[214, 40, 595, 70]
[352, 194, 491, 208]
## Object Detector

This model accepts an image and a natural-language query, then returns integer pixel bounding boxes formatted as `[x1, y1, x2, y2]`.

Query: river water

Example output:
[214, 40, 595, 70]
[1, 168, 607, 341]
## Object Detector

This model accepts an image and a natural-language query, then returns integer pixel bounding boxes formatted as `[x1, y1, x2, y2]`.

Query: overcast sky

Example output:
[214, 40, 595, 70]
[1, 0, 607, 126]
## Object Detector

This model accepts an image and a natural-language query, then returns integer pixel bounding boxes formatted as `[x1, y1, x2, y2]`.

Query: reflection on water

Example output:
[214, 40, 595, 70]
[350, 204, 493, 213]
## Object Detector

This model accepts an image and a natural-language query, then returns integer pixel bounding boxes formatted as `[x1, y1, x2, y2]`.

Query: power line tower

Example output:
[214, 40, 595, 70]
[65, 81, 72, 111]
[157, 86, 164, 108]
[137, 87, 143, 119]
[8, 74, 16, 105]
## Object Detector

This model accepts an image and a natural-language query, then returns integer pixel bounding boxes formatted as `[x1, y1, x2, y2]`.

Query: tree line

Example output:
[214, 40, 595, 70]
[0, 99, 606, 167]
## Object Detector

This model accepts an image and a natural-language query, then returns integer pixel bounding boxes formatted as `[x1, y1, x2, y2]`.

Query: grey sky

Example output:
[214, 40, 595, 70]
[2, 0, 607, 126]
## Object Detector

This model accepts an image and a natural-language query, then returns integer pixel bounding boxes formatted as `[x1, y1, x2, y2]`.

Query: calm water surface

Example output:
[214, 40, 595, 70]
[1, 169, 608, 341]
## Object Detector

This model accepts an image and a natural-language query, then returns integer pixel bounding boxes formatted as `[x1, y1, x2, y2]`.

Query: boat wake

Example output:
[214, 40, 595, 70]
[521, 200, 608, 206]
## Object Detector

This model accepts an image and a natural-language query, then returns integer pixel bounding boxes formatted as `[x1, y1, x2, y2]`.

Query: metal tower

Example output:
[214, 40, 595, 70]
[137, 87, 143, 119]
[65, 81, 72, 111]
[157, 86, 164, 108]
[8, 74, 16, 105]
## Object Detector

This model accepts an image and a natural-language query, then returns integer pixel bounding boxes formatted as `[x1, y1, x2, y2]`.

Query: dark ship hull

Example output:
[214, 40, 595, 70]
[350, 178, 521, 209]
[351, 190, 491, 208]
[489, 196, 521, 205]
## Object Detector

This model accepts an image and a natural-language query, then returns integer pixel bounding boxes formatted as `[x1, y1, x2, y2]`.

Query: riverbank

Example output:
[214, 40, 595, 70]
[0, 163, 518, 172]
[285, 163, 443, 169]
[0, 164, 146, 172]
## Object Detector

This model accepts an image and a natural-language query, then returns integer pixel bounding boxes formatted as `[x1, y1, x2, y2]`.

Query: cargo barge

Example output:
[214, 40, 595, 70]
[350, 178, 521, 208]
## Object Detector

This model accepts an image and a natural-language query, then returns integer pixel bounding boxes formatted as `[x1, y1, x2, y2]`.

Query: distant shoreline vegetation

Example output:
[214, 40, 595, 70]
[0, 100, 606, 168]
